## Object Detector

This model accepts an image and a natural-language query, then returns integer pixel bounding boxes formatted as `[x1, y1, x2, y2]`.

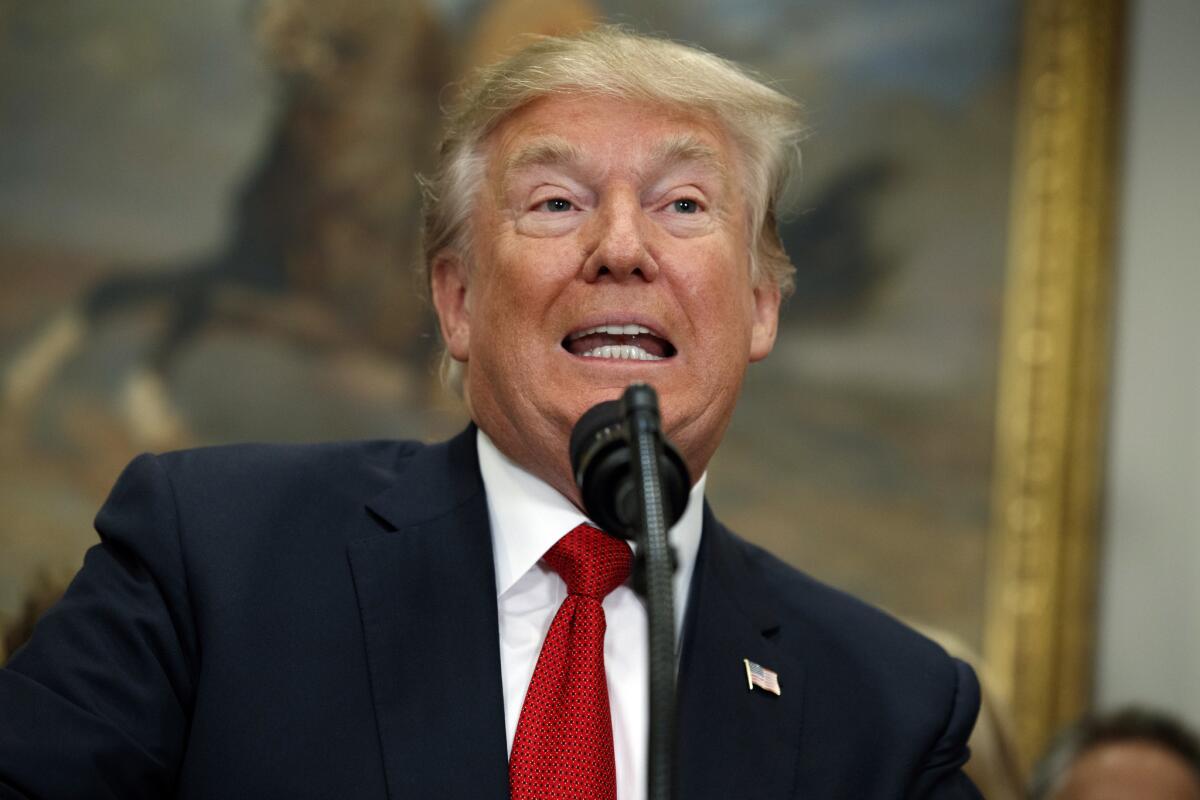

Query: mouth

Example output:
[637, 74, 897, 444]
[562, 323, 677, 361]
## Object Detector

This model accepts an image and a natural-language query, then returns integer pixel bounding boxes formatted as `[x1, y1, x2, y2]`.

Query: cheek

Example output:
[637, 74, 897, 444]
[677, 249, 756, 332]
[493, 234, 586, 290]
[468, 243, 579, 359]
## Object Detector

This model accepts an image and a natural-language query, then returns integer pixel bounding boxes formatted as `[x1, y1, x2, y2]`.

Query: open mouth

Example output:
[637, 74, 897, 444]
[563, 323, 677, 361]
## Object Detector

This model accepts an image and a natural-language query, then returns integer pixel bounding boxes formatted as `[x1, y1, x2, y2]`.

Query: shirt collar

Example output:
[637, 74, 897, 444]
[477, 429, 705, 627]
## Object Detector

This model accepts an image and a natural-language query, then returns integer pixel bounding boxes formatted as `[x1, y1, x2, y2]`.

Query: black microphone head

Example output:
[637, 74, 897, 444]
[569, 399, 622, 482]
[570, 388, 691, 539]
[570, 399, 633, 537]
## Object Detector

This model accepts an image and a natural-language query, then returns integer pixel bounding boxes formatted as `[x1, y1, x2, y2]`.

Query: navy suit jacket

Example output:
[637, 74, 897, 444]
[0, 427, 981, 798]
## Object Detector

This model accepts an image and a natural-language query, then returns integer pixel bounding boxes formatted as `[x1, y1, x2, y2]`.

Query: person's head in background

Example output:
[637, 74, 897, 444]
[1030, 707, 1200, 800]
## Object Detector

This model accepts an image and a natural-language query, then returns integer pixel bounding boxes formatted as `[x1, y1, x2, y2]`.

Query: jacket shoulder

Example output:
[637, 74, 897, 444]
[98, 438, 434, 589]
[722, 527, 975, 745]
[728, 530, 951, 663]
[153, 438, 425, 493]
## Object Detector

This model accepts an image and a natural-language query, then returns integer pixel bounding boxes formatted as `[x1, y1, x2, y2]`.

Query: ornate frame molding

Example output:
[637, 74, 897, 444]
[984, 0, 1126, 768]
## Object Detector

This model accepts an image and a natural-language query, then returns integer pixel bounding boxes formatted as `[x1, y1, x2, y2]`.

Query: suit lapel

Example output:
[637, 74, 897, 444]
[676, 506, 805, 800]
[347, 427, 509, 800]
[346, 430, 806, 798]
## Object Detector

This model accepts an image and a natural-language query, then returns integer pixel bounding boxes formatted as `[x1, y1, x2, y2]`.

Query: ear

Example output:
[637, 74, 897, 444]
[748, 281, 781, 362]
[430, 251, 471, 362]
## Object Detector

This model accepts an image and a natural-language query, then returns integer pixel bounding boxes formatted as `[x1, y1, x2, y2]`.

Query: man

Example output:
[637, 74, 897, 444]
[0, 28, 981, 798]
[1030, 708, 1200, 800]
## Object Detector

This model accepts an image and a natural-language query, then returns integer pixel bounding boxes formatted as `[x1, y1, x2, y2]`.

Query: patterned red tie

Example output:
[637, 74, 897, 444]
[509, 523, 633, 800]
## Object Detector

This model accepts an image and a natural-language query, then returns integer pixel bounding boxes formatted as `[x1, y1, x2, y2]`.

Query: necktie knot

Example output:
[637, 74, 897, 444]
[544, 523, 632, 600]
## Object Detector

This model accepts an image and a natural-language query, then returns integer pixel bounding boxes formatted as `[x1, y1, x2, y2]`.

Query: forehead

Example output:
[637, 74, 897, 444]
[483, 93, 741, 182]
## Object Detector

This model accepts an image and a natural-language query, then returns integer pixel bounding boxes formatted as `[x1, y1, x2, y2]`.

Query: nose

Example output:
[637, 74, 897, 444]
[581, 193, 659, 282]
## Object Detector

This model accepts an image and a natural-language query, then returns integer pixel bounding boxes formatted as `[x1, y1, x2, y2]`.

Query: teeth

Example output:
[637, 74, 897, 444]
[582, 344, 663, 361]
[569, 323, 654, 340]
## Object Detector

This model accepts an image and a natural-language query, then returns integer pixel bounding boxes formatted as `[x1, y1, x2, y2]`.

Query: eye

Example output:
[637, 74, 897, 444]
[671, 198, 700, 214]
[540, 198, 575, 212]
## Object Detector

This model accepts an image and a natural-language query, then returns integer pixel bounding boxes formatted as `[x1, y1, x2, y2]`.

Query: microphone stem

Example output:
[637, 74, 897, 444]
[630, 409, 676, 800]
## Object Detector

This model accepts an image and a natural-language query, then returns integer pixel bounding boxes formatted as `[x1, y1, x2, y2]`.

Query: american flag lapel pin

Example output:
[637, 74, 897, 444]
[743, 658, 781, 696]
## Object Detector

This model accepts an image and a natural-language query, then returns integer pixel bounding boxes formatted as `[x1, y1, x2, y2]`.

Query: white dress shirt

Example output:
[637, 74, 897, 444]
[476, 429, 705, 800]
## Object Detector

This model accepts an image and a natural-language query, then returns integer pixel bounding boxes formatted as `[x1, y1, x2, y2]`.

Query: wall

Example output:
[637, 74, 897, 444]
[1096, 0, 1200, 731]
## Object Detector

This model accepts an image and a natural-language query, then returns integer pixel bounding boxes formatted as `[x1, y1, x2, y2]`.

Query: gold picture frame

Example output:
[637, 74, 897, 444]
[984, 0, 1126, 767]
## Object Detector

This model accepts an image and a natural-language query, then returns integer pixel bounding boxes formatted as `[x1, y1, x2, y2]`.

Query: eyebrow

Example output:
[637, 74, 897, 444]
[499, 131, 730, 194]
[502, 137, 586, 183]
[646, 133, 727, 177]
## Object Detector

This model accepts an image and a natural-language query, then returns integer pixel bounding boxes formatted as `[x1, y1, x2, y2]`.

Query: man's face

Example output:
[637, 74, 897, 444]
[431, 94, 780, 502]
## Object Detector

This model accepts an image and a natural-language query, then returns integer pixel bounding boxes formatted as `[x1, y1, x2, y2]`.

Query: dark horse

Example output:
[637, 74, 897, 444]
[4, 0, 450, 444]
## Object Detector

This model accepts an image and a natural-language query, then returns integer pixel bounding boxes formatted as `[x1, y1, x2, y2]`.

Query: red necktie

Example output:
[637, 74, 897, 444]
[509, 523, 633, 800]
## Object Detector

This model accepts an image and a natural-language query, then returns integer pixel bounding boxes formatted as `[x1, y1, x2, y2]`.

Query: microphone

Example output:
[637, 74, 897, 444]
[571, 383, 685, 800]
[569, 385, 690, 539]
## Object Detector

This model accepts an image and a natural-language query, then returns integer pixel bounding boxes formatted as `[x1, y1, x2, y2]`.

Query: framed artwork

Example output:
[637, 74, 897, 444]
[0, 0, 1122, 765]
